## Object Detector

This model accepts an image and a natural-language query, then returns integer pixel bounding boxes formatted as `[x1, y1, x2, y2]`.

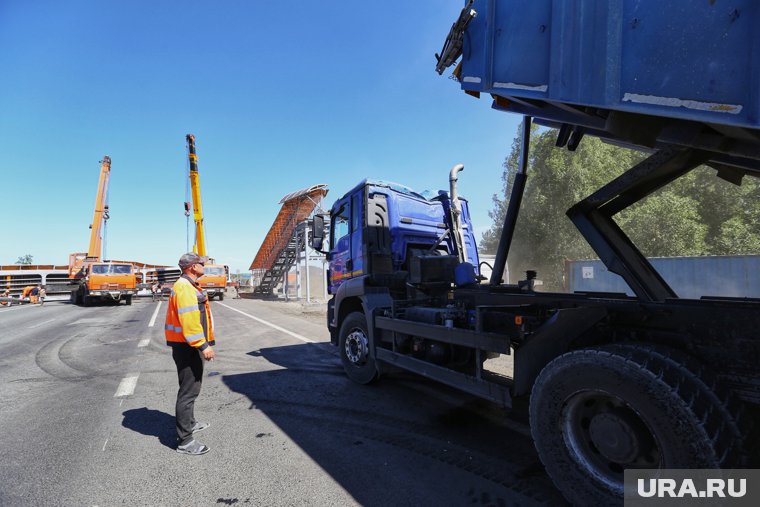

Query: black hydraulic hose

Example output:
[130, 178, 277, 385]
[490, 117, 532, 285]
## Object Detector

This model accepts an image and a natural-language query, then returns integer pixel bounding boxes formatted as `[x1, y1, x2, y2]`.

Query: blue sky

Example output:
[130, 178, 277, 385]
[0, 1, 520, 273]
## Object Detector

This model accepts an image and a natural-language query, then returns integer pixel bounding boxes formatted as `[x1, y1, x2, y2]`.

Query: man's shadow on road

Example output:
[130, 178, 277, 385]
[122, 407, 176, 449]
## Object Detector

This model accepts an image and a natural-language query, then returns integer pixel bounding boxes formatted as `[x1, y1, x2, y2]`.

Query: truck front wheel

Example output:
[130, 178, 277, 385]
[339, 312, 378, 385]
[529, 343, 746, 505]
[125, 295, 132, 306]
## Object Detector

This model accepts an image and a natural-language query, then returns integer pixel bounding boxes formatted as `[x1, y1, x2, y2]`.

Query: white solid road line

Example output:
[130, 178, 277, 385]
[29, 318, 56, 329]
[218, 302, 315, 343]
[148, 301, 162, 328]
[114, 373, 139, 398]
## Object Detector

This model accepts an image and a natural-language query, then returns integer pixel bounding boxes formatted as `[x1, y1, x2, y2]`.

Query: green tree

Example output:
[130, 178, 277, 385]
[483, 127, 757, 290]
[714, 216, 760, 254]
[685, 168, 760, 254]
[15, 254, 33, 265]
[483, 127, 646, 289]
[615, 190, 707, 256]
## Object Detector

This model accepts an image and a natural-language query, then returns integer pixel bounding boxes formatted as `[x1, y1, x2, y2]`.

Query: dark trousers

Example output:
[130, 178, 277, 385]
[172, 345, 203, 445]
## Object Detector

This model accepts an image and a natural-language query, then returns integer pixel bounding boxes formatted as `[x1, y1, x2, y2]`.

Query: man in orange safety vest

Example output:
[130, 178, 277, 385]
[165, 252, 216, 455]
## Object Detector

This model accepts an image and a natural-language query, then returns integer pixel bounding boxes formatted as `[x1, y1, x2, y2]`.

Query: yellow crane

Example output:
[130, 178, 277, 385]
[185, 134, 229, 300]
[186, 135, 207, 258]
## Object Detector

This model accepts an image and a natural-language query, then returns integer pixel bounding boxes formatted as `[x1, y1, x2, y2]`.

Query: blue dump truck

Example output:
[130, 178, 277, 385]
[313, 2, 760, 504]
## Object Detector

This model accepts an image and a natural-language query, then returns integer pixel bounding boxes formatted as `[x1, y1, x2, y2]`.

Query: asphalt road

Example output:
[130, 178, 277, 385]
[0, 297, 566, 506]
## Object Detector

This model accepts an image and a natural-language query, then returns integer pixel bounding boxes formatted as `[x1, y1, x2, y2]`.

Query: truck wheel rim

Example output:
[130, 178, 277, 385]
[561, 390, 661, 491]
[345, 328, 369, 365]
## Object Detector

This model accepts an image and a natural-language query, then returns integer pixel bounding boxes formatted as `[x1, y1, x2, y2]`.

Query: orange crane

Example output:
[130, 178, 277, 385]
[69, 156, 110, 275]
[68, 156, 137, 306]
[186, 134, 229, 300]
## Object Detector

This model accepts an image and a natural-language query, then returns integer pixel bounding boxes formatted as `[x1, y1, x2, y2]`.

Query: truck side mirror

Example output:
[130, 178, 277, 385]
[311, 215, 326, 251]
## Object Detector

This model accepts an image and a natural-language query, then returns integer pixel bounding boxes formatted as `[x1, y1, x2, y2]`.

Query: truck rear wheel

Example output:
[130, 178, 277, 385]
[529, 343, 746, 505]
[218, 293, 224, 301]
[339, 311, 378, 385]
[125, 295, 132, 306]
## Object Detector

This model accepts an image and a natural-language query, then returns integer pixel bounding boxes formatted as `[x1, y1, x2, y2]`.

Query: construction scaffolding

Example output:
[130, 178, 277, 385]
[249, 184, 328, 298]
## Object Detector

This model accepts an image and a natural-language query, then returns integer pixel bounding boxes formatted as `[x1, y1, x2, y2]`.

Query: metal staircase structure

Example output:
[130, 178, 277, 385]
[253, 230, 301, 295]
[250, 184, 328, 296]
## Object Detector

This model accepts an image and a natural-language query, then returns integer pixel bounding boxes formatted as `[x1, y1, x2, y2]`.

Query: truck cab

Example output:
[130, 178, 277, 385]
[327, 179, 478, 293]
[71, 261, 137, 306]
[321, 179, 479, 341]
[198, 263, 229, 300]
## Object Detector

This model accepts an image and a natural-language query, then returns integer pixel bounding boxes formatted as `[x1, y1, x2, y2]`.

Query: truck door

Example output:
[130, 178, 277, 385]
[350, 190, 364, 277]
[329, 199, 351, 292]
[329, 190, 364, 293]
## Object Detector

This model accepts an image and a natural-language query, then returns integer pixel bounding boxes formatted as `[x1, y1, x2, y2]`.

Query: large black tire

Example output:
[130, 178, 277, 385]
[219, 293, 224, 301]
[529, 343, 746, 506]
[338, 311, 378, 385]
[125, 295, 132, 306]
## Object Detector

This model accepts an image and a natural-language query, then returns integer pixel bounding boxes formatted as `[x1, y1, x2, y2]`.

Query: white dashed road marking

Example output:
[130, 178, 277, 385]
[114, 373, 139, 398]
[148, 301, 162, 328]
[138, 338, 151, 347]
[218, 302, 315, 343]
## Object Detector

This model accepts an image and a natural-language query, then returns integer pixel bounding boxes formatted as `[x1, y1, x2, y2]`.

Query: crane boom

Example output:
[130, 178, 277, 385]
[186, 134, 207, 257]
[183, 134, 228, 300]
[87, 156, 111, 260]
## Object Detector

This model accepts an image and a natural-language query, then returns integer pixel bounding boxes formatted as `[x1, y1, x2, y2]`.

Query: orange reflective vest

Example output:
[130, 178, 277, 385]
[165, 276, 215, 350]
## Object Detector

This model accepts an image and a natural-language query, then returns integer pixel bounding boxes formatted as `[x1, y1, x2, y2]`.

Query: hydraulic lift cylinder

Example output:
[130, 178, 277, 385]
[490, 116, 531, 285]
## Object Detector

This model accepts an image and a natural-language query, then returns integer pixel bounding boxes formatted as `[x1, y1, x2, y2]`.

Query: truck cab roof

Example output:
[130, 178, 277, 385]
[332, 179, 466, 212]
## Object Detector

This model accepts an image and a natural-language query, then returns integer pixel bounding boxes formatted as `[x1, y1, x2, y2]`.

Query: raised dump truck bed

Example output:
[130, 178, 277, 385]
[441, 0, 760, 171]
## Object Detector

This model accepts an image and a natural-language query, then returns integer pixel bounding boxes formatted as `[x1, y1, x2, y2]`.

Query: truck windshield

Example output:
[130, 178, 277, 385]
[203, 267, 225, 276]
[91, 264, 132, 275]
